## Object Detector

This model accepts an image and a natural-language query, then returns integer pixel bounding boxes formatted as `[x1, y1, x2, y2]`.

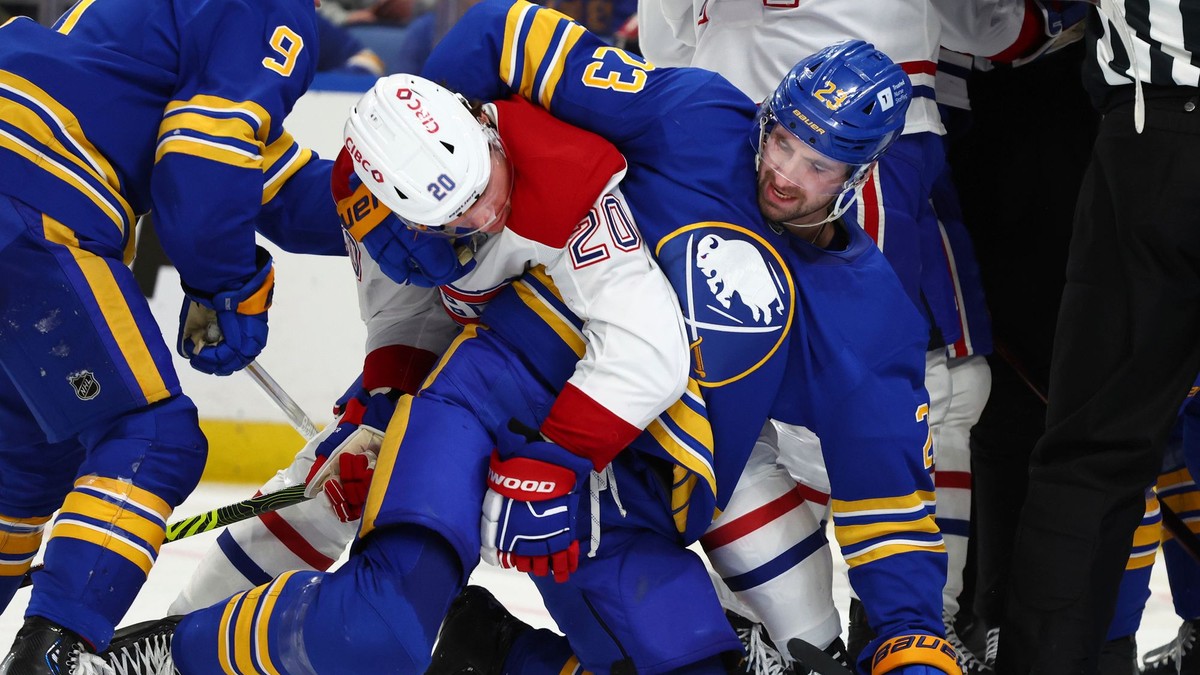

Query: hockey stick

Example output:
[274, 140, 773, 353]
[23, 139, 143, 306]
[245, 360, 320, 441]
[787, 638, 854, 675]
[18, 484, 312, 588]
[993, 340, 1200, 564]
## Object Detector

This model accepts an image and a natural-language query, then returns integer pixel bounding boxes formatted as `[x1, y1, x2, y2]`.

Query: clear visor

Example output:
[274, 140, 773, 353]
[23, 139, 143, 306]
[405, 133, 513, 237]
[758, 120, 856, 197]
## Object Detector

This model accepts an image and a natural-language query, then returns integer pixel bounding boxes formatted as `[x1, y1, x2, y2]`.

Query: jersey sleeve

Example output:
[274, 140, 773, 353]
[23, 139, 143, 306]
[816, 345, 946, 647]
[255, 154, 347, 257]
[422, 0, 738, 161]
[152, 0, 318, 296]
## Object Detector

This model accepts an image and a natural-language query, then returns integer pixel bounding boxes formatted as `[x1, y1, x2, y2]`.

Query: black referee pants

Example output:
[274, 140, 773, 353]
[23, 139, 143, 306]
[1000, 91, 1200, 674]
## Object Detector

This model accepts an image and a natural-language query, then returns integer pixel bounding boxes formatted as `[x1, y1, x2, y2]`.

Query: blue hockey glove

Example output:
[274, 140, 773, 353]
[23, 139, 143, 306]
[360, 218, 474, 287]
[480, 419, 593, 583]
[333, 146, 473, 287]
[304, 384, 400, 522]
[870, 635, 962, 675]
[177, 246, 273, 376]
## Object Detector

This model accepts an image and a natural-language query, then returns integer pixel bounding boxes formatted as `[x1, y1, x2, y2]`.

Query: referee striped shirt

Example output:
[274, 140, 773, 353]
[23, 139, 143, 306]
[1085, 0, 1200, 106]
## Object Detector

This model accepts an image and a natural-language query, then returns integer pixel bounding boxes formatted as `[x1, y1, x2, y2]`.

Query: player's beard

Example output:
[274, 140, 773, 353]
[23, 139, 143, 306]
[756, 169, 832, 226]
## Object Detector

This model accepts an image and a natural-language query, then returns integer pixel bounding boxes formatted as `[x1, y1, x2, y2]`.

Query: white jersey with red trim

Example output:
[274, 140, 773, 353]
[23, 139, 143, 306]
[437, 99, 690, 441]
[637, 0, 944, 135]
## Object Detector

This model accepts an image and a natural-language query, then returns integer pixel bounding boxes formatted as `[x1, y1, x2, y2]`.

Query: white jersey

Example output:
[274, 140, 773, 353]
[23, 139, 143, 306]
[932, 0, 1026, 58]
[638, 0, 944, 135]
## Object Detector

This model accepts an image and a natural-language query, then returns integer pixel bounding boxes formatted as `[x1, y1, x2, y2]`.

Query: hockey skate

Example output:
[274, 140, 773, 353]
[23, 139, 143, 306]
[1141, 619, 1199, 674]
[99, 617, 181, 675]
[0, 616, 113, 675]
[726, 611, 850, 675]
[944, 612, 993, 675]
[425, 585, 531, 675]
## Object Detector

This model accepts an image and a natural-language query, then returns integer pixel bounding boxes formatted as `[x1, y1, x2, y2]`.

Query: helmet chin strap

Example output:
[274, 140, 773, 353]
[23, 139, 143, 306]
[779, 182, 857, 231]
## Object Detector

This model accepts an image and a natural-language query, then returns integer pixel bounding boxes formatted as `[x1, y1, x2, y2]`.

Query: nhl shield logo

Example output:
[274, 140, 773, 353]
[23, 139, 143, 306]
[68, 370, 101, 401]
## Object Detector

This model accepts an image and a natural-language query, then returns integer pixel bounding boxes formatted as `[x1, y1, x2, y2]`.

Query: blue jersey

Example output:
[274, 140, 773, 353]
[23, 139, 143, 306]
[424, 0, 795, 541]
[0, 0, 341, 294]
[771, 220, 947, 646]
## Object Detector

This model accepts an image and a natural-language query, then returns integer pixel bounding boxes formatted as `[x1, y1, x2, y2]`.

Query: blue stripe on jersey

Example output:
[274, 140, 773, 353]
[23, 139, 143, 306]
[936, 517, 970, 538]
[216, 530, 274, 587]
[530, 19, 569, 104]
[912, 84, 936, 100]
[510, 6, 535, 92]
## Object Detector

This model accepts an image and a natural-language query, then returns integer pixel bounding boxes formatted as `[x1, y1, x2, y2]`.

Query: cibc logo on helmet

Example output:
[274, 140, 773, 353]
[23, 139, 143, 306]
[344, 137, 384, 184]
[395, 88, 440, 134]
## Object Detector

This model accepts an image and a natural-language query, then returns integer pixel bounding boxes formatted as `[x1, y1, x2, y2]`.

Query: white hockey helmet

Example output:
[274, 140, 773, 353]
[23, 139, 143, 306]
[343, 74, 510, 235]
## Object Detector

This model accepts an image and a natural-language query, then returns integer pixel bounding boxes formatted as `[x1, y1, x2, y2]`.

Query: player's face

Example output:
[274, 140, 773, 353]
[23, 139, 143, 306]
[436, 143, 512, 236]
[756, 127, 849, 225]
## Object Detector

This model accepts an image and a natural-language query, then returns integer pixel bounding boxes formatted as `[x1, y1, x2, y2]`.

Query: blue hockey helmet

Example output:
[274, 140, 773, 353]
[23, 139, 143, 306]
[753, 40, 912, 191]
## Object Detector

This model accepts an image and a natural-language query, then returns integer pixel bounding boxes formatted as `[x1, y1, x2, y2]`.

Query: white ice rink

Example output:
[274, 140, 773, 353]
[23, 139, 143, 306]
[0, 481, 1187, 669]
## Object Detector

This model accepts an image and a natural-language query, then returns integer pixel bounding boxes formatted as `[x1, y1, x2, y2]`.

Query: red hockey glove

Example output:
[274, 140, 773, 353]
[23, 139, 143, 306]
[304, 387, 399, 522]
[480, 419, 593, 583]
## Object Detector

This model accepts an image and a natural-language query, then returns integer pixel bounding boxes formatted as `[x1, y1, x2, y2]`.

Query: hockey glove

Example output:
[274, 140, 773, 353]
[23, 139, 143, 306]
[333, 146, 474, 287]
[304, 385, 400, 522]
[870, 635, 961, 675]
[481, 419, 593, 583]
[1011, 0, 1091, 66]
[177, 246, 273, 376]
[360, 219, 475, 287]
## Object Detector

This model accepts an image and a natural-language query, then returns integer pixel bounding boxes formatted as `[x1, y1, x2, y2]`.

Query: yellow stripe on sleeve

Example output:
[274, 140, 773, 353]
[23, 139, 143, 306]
[55, 0, 98, 34]
[832, 491, 936, 517]
[512, 6, 577, 101]
[835, 515, 941, 548]
[159, 112, 260, 148]
[262, 134, 313, 204]
[841, 540, 946, 568]
[41, 218, 171, 404]
[252, 572, 298, 675]
[155, 137, 262, 168]
[537, 22, 585, 108]
[165, 95, 272, 143]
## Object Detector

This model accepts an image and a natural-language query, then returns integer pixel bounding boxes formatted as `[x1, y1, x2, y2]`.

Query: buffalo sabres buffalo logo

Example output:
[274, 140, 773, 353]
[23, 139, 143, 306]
[68, 370, 100, 400]
[656, 223, 793, 386]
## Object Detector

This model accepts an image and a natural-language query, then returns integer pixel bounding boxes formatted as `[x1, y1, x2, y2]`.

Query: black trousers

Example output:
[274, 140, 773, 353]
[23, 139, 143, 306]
[999, 91, 1200, 674]
[946, 42, 1098, 627]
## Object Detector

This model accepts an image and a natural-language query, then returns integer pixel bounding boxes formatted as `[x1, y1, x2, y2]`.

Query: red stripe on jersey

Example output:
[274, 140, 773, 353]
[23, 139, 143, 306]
[439, 283, 506, 304]
[935, 470, 972, 490]
[939, 221, 970, 358]
[540, 383, 640, 470]
[797, 483, 830, 507]
[860, 169, 882, 245]
[256, 496, 337, 570]
[493, 98, 627, 248]
[700, 485, 808, 550]
[899, 61, 937, 77]
[363, 344, 439, 395]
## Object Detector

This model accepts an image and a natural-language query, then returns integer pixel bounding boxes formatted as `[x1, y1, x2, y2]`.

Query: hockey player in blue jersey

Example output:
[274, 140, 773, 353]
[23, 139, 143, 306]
[95, 53, 796, 671]
[405, 12, 956, 675]
[0, 0, 352, 670]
